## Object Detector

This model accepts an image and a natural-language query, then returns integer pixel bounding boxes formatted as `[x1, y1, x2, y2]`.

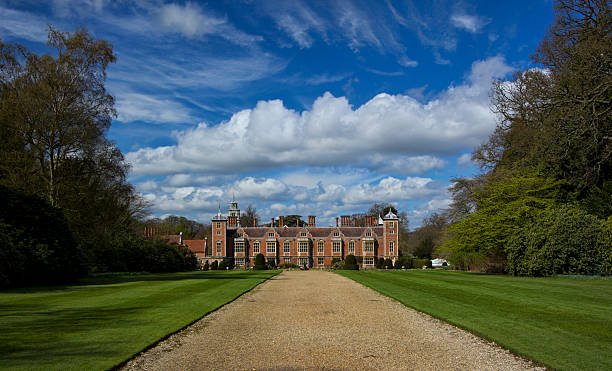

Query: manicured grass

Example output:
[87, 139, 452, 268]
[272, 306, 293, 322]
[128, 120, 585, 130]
[0, 270, 279, 370]
[338, 269, 612, 371]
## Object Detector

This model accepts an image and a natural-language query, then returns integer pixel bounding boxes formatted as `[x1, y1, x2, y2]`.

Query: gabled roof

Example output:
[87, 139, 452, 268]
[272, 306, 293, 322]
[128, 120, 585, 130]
[183, 239, 205, 253]
[384, 210, 399, 220]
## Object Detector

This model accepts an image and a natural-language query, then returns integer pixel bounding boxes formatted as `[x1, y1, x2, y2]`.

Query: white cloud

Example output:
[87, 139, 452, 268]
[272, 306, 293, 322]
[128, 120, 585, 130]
[115, 92, 195, 123]
[398, 56, 418, 68]
[0, 6, 49, 42]
[450, 13, 491, 33]
[370, 155, 446, 175]
[127, 56, 513, 176]
[157, 2, 224, 38]
[457, 153, 473, 166]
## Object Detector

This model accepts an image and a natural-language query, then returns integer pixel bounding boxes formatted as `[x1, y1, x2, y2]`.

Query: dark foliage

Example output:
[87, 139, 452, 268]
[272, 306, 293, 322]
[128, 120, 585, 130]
[0, 186, 85, 287]
[254, 253, 267, 270]
[507, 205, 606, 276]
[211, 260, 219, 270]
[343, 254, 359, 270]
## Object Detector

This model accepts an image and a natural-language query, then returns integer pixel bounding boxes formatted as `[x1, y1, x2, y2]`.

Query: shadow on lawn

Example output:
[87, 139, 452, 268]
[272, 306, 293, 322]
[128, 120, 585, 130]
[3, 270, 280, 293]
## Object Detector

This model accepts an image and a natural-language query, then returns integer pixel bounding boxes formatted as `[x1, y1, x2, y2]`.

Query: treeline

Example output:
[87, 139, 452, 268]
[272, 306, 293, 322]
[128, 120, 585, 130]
[439, 0, 611, 276]
[139, 215, 210, 240]
[0, 27, 197, 287]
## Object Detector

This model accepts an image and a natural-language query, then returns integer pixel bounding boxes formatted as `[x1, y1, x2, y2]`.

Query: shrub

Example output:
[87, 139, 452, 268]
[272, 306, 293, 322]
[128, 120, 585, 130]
[343, 254, 359, 270]
[393, 259, 402, 269]
[399, 256, 413, 269]
[266, 258, 277, 269]
[203, 261, 209, 271]
[412, 258, 430, 269]
[331, 258, 341, 265]
[507, 205, 604, 276]
[384, 258, 393, 269]
[375, 258, 384, 269]
[254, 253, 267, 270]
[599, 217, 612, 275]
[278, 262, 298, 268]
[211, 260, 219, 270]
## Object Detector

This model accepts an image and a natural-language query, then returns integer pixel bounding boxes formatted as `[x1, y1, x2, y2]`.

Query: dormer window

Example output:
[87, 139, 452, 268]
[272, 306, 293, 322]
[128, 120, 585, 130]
[333, 231, 339, 237]
[365, 231, 372, 237]
[300, 232, 306, 237]
[268, 232, 275, 238]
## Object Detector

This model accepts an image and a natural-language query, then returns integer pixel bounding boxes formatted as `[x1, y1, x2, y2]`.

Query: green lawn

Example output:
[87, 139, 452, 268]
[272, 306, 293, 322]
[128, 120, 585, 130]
[338, 269, 612, 371]
[0, 270, 279, 370]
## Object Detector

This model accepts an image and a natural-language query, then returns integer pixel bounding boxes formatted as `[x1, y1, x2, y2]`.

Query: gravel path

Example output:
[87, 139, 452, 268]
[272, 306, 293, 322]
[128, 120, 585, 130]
[122, 270, 543, 370]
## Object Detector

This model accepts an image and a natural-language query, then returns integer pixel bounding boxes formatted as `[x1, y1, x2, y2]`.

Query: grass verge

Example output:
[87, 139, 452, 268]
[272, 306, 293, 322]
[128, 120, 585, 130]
[0, 270, 279, 370]
[337, 269, 612, 371]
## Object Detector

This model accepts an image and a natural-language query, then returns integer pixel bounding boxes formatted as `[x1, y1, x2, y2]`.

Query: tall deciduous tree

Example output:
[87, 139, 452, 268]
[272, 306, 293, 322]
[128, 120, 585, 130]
[0, 26, 116, 207]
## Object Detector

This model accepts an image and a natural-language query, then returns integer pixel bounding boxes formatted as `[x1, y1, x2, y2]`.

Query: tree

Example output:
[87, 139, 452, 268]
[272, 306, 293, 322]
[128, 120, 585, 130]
[483, 0, 612, 216]
[240, 205, 259, 227]
[0, 26, 116, 207]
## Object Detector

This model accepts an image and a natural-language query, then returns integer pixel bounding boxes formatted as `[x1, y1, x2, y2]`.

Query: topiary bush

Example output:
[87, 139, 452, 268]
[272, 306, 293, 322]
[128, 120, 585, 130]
[202, 261, 209, 271]
[343, 254, 359, 270]
[211, 260, 219, 270]
[393, 259, 402, 269]
[507, 205, 604, 276]
[254, 253, 267, 270]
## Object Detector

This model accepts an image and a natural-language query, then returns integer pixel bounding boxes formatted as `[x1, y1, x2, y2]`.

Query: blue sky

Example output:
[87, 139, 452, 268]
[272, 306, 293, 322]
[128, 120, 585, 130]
[0, 0, 554, 228]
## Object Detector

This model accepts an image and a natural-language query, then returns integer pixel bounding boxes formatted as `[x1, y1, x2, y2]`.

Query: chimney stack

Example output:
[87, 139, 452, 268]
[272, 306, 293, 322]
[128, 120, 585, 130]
[353, 218, 356, 227]
[336, 217, 339, 227]
[253, 217, 257, 227]
[296, 216, 300, 227]
[271, 218, 275, 227]
[308, 215, 315, 227]
[279, 216, 284, 227]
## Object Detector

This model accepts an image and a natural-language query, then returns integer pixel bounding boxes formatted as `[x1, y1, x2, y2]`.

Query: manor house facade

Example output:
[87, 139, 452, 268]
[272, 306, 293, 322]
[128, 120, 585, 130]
[211, 200, 399, 268]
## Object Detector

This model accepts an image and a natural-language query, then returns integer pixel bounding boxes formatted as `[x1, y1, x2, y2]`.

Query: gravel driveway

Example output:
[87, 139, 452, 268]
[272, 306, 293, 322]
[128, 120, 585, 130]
[121, 270, 542, 370]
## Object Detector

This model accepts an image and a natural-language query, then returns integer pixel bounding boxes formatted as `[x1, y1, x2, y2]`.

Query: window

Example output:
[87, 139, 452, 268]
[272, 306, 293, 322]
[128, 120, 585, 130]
[298, 241, 308, 253]
[266, 241, 276, 254]
[284, 241, 290, 254]
[389, 240, 395, 254]
[364, 257, 374, 265]
[333, 231, 339, 237]
[300, 232, 306, 237]
[317, 257, 324, 265]
[332, 241, 341, 253]
[365, 231, 372, 237]
[216, 222, 221, 229]
[253, 241, 260, 254]
[348, 241, 355, 254]
[299, 258, 309, 266]
[283, 257, 291, 264]
[317, 240, 324, 254]
[364, 241, 374, 253]
[235, 241, 244, 253]
[216, 241, 222, 255]
[235, 258, 246, 266]
[268, 232, 275, 238]
[216, 230, 221, 235]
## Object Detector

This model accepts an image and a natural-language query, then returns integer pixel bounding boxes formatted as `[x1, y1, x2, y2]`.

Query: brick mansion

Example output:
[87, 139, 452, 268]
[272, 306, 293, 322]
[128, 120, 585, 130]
[209, 200, 399, 268]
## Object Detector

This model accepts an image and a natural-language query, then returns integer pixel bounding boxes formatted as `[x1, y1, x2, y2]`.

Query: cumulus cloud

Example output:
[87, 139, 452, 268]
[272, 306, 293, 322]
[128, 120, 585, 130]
[450, 13, 491, 33]
[126, 56, 513, 176]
